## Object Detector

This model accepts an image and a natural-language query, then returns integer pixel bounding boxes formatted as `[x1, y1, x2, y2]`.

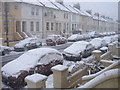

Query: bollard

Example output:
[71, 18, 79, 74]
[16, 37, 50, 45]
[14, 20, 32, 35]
[51, 65, 68, 88]
[25, 73, 47, 88]
[115, 46, 120, 59]
[92, 50, 101, 61]
[108, 44, 116, 55]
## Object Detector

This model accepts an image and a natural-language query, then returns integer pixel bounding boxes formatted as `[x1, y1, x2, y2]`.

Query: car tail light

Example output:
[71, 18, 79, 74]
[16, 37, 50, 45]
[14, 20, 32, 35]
[46, 39, 53, 42]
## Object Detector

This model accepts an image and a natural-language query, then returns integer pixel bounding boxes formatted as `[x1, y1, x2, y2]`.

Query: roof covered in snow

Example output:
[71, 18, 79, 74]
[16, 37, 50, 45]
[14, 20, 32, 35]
[14, 0, 43, 6]
[51, 2, 70, 12]
[63, 4, 79, 14]
[38, 0, 59, 9]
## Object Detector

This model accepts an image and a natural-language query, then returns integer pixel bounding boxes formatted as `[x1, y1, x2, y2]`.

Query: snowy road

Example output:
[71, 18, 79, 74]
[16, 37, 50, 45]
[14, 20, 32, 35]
[1, 42, 73, 66]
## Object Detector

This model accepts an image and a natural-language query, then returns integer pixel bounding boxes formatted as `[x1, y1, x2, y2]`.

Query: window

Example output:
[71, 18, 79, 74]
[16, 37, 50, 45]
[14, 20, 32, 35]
[67, 23, 68, 31]
[64, 13, 66, 19]
[59, 23, 61, 31]
[31, 22, 34, 31]
[36, 22, 39, 31]
[36, 8, 39, 15]
[15, 5, 18, 10]
[56, 23, 58, 31]
[16, 21, 20, 32]
[46, 22, 49, 30]
[51, 23, 53, 30]
[31, 7, 34, 15]
[72, 24, 74, 31]
[22, 21, 26, 32]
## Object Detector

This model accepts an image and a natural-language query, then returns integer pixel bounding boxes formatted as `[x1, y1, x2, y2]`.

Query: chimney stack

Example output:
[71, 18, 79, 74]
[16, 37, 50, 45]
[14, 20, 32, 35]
[86, 10, 92, 15]
[73, 2, 80, 10]
[55, 0, 63, 4]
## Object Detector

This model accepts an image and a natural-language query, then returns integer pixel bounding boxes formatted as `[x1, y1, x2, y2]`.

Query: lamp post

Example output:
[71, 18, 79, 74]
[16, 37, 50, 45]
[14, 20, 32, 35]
[98, 13, 99, 32]
[4, 2, 9, 46]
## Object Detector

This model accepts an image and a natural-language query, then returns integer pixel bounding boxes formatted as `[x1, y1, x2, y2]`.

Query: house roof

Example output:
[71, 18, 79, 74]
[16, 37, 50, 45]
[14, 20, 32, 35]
[38, 0, 59, 9]
[13, 0, 43, 6]
[63, 3, 79, 14]
[51, 2, 70, 12]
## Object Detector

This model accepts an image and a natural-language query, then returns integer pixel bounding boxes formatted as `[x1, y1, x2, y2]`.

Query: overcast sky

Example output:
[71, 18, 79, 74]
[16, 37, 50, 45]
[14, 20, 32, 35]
[52, 0, 119, 21]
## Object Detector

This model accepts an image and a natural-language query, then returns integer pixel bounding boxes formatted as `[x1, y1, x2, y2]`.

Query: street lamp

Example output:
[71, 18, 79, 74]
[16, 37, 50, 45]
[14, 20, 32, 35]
[4, 2, 9, 46]
[98, 13, 99, 31]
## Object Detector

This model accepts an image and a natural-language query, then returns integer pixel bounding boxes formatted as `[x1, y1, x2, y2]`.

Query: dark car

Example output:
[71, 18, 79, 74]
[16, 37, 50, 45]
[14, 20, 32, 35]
[1, 48, 63, 88]
[46, 35, 67, 46]
[0, 46, 12, 56]
[14, 37, 42, 52]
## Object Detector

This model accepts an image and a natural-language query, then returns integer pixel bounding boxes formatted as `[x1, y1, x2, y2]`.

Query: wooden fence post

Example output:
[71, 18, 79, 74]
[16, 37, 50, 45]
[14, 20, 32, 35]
[51, 65, 68, 88]
[25, 73, 47, 88]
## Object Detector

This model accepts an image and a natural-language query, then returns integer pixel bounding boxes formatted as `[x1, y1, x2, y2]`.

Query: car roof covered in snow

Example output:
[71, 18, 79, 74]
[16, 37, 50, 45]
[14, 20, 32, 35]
[14, 37, 40, 48]
[64, 41, 90, 55]
[2, 48, 63, 77]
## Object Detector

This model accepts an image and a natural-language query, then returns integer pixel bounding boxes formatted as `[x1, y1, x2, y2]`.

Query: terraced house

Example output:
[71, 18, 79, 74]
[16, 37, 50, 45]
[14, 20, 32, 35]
[0, 0, 118, 46]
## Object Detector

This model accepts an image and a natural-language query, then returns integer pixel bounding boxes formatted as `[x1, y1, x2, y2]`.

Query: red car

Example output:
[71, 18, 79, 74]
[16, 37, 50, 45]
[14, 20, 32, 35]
[46, 35, 67, 46]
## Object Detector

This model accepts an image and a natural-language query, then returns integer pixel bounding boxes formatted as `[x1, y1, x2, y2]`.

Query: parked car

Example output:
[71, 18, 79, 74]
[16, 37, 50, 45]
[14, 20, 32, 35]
[1, 48, 63, 88]
[67, 34, 83, 42]
[0, 46, 12, 56]
[88, 31, 100, 38]
[14, 37, 42, 52]
[63, 41, 94, 61]
[102, 36, 113, 45]
[46, 35, 67, 46]
[90, 38, 107, 49]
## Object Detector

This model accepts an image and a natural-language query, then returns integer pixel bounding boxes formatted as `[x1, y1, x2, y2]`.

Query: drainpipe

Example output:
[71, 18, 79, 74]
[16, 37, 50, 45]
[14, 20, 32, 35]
[4, 2, 9, 46]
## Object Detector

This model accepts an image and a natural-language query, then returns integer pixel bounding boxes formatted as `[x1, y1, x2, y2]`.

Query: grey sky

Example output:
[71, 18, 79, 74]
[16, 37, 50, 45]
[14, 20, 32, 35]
[80, 2, 118, 21]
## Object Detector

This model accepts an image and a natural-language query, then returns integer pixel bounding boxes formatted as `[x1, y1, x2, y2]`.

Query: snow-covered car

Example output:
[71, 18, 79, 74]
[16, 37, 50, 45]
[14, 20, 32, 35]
[14, 37, 42, 52]
[63, 41, 94, 61]
[90, 38, 107, 49]
[82, 34, 91, 40]
[88, 31, 100, 38]
[1, 48, 63, 88]
[67, 34, 83, 42]
[56, 36, 67, 45]
[46, 35, 66, 46]
[102, 36, 113, 45]
[0, 46, 12, 56]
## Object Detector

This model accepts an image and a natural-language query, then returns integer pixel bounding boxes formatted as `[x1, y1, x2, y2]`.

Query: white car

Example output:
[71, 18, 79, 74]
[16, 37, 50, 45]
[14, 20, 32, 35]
[14, 37, 42, 51]
[90, 38, 107, 49]
[63, 41, 94, 61]
[2, 48, 63, 88]
[67, 34, 83, 42]
[102, 36, 113, 45]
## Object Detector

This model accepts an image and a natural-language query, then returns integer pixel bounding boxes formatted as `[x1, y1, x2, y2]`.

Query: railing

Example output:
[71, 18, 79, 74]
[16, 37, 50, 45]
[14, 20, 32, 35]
[79, 69, 120, 88]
